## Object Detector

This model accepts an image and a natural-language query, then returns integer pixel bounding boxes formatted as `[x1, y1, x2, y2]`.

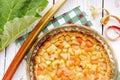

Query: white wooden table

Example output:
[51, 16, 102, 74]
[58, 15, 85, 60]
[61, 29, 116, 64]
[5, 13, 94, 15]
[0, 0, 120, 80]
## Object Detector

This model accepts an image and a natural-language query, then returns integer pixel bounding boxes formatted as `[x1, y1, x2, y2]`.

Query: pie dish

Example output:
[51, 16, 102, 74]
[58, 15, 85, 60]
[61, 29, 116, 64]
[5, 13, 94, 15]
[27, 24, 118, 80]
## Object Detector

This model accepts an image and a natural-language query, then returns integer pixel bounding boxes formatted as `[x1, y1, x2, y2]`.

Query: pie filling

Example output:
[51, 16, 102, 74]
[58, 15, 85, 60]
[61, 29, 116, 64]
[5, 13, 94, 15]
[33, 31, 111, 80]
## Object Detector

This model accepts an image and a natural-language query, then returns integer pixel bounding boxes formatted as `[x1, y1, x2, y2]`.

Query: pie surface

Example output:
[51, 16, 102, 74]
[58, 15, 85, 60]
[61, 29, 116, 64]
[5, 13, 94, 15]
[33, 31, 111, 80]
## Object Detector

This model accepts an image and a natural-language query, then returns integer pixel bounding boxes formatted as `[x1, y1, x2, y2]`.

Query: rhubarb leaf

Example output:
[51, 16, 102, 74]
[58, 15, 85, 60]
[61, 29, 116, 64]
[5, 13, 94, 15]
[0, 0, 48, 50]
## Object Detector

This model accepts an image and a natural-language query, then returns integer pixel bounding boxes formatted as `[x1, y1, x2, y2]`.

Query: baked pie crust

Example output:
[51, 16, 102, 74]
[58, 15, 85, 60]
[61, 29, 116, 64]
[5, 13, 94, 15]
[33, 31, 112, 80]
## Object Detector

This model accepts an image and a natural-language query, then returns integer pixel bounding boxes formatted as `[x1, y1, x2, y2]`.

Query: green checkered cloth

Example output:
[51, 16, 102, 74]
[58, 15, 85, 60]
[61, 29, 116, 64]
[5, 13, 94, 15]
[15, 6, 120, 79]
[16, 6, 92, 44]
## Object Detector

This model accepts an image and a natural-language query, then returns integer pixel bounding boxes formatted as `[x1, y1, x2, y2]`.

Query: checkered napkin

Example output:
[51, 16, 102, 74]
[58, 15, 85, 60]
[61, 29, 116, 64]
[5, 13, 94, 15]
[15, 6, 120, 79]
[119, 73, 120, 80]
[16, 6, 92, 44]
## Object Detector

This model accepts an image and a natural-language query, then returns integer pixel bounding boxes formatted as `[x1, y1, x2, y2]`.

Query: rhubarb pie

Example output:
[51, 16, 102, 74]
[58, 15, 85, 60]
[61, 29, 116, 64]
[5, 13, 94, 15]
[33, 31, 112, 80]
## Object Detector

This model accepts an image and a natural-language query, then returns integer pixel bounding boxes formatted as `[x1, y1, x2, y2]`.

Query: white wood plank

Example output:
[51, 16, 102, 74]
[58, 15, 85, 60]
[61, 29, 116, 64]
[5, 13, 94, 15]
[12, 59, 27, 80]
[104, 0, 120, 70]
[55, 0, 103, 34]
[0, 50, 5, 80]
[4, 0, 53, 79]
[4, 42, 20, 72]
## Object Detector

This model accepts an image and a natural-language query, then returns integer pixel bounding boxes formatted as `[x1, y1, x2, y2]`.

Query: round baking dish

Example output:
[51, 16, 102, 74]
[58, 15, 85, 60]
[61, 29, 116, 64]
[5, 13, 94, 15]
[27, 24, 118, 80]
